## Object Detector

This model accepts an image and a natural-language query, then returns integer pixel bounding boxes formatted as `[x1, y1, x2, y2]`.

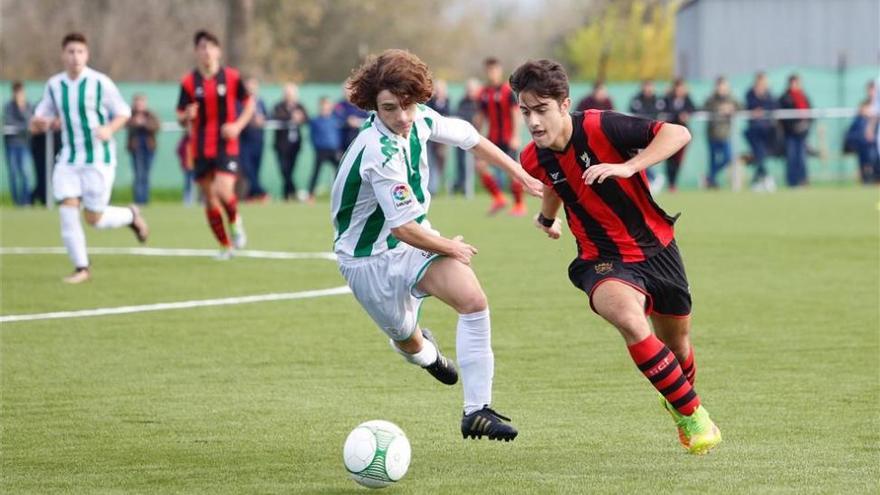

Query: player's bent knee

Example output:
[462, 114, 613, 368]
[83, 213, 101, 226]
[457, 291, 488, 314]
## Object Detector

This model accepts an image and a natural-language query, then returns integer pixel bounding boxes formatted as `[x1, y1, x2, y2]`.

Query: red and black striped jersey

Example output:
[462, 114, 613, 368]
[177, 66, 249, 159]
[479, 83, 517, 146]
[520, 110, 678, 263]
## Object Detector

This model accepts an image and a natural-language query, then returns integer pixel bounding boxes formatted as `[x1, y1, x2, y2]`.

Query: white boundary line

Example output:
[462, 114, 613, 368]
[0, 286, 352, 323]
[0, 246, 346, 324]
[0, 246, 337, 261]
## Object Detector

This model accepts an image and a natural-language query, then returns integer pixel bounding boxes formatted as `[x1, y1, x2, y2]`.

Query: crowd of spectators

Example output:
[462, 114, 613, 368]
[4, 72, 878, 207]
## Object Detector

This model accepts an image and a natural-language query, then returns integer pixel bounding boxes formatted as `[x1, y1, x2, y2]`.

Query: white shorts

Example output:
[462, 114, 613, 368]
[338, 244, 440, 341]
[53, 163, 116, 212]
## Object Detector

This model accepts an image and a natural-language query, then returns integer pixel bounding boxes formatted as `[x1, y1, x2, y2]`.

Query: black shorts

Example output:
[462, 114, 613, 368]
[568, 240, 692, 318]
[194, 156, 240, 180]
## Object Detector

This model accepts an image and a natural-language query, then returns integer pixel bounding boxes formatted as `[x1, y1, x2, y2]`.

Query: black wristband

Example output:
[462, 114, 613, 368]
[537, 213, 555, 228]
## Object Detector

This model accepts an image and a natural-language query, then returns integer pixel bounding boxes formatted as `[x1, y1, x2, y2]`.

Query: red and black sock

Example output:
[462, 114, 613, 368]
[480, 172, 502, 197]
[681, 344, 696, 385]
[628, 334, 700, 416]
[206, 206, 230, 247]
[221, 195, 238, 224]
[510, 180, 523, 205]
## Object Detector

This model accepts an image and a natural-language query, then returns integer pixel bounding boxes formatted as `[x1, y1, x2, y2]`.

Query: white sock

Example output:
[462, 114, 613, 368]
[457, 308, 494, 415]
[60, 205, 89, 269]
[94, 206, 134, 229]
[389, 335, 438, 367]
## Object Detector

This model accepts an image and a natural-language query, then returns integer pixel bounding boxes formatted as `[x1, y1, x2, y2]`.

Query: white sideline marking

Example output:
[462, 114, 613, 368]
[0, 246, 337, 261]
[0, 286, 352, 324]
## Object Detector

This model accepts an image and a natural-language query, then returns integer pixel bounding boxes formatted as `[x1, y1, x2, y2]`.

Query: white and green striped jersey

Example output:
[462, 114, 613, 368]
[34, 67, 131, 166]
[331, 105, 481, 259]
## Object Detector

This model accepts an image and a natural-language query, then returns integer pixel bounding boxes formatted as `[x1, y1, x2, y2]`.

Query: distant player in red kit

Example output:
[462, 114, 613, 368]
[510, 59, 722, 454]
[177, 30, 255, 258]
[476, 57, 526, 216]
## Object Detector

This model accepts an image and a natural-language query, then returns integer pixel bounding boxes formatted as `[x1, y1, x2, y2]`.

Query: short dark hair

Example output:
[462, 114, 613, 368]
[62, 32, 87, 48]
[788, 73, 800, 84]
[484, 57, 501, 68]
[508, 59, 569, 103]
[347, 49, 433, 111]
[12, 81, 24, 92]
[194, 29, 220, 47]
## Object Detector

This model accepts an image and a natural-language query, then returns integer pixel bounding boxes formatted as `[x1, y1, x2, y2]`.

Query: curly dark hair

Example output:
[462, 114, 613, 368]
[347, 49, 433, 111]
[508, 59, 569, 103]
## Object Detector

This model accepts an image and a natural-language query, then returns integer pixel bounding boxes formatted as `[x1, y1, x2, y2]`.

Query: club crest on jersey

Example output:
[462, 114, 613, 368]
[391, 183, 413, 209]
[217, 84, 227, 96]
[594, 262, 613, 275]
[579, 152, 591, 167]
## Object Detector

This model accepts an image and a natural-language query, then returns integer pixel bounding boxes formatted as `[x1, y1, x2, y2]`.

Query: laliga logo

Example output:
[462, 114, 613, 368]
[391, 184, 413, 209]
[392, 184, 410, 202]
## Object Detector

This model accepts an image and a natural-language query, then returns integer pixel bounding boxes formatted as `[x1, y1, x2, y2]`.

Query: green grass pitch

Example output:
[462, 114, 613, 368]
[1, 188, 878, 494]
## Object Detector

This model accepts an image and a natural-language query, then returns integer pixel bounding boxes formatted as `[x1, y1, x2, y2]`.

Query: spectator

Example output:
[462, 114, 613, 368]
[453, 78, 482, 195]
[176, 133, 196, 206]
[272, 83, 309, 201]
[239, 76, 269, 202]
[778, 74, 812, 187]
[744, 72, 778, 192]
[307, 97, 342, 202]
[845, 98, 878, 184]
[29, 123, 61, 206]
[126, 93, 160, 205]
[334, 83, 368, 153]
[629, 79, 667, 192]
[576, 80, 614, 111]
[661, 78, 696, 191]
[3, 81, 33, 206]
[629, 80, 666, 119]
[426, 78, 451, 194]
[872, 77, 880, 164]
[864, 79, 879, 181]
[703, 76, 740, 188]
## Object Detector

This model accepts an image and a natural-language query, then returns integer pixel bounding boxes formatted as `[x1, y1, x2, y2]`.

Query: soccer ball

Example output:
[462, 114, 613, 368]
[343, 420, 411, 489]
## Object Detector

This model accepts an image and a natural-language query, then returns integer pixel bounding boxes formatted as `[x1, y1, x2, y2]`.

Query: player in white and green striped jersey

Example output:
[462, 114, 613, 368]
[31, 32, 149, 284]
[330, 50, 543, 441]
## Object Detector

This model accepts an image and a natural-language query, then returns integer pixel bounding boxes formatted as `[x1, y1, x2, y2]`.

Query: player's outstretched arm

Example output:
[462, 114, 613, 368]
[470, 136, 543, 197]
[583, 123, 691, 185]
[390, 222, 478, 265]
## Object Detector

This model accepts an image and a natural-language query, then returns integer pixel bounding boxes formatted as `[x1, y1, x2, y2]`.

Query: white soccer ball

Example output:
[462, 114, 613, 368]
[343, 420, 411, 489]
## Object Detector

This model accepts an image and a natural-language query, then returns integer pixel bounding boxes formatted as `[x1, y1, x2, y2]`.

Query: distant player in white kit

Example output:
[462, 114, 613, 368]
[330, 49, 543, 441]
[31, 33, 149, 284]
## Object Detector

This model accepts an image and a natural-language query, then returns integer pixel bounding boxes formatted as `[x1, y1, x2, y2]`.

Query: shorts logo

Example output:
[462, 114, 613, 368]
[549, 171, 566, 184]
[391, 183, 413, 209]
[228, 161, 238, 171]
[594, 262, 613, 275]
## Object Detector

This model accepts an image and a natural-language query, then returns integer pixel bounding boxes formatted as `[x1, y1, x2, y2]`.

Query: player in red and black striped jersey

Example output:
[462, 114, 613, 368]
[510, 59, 722, 454]
[475, 57, 526, 216]
[177, 30, 255, 258]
